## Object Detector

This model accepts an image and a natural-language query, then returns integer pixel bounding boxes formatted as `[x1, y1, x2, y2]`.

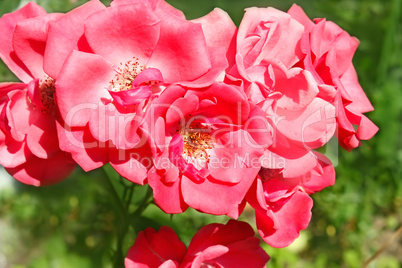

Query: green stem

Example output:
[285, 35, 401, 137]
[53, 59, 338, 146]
[129, 186, 153, 231]
[126, 183, 136, 208]
[100, 166, 128, 222]
[100, 166, 128, 268]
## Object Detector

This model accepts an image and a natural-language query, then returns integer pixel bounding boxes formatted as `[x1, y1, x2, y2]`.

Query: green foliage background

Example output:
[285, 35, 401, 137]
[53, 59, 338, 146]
[0, 0, 401, 267]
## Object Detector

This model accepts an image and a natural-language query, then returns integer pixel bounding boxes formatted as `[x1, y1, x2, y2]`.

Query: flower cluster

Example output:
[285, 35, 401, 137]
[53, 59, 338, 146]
[0, 0, 377, 266]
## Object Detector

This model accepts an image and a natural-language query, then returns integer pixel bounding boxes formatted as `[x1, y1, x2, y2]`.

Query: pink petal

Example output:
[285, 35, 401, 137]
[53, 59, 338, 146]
[56, 123, 108, 171]
[238, 7, 304, 69]
[302, 152, 335, 194]
[148, 167, 188, 214]
[125, 226, 186, 268]
[212, 238, 270, 268]
[0, 82, 27, 93]
[0, 2, 46, 83]
[192, 7, 237, 71]
[275, 68, 319, 111]
[208, 130, 263, 184]
[187, 83, 250, 124]
[187, 220, 255, 253]
[340, 64, 374, 114]
[26, 113, 59, 159]
[6, 89, 31, 142]
[108, 85, 152, 107]
[192, 8, 236, 54]
[287, 4, 314, 31]
[84, 4, 160, 65]
[356, 114, 378, 140]
[178, 47, 228, 88]
[44, 0, 106, 79]
[109, 144, 152, 185]
[181, 164, 257, 216]
[165, 94, 199, 128]
[262, 145, 317, 178]
[5, 150, 75, 186]
[0, 137, 28, 168]
[275, 97, 336, 149]
[107, 68, 163, 107]
[244, 104, 272, 149]
[257, 191, 313, 248]
[147, 15, 211, 83]
[190, 245, 229, 267]
[12, 13, 62, 79]
[56, 50, 114, 127]
[87, 102, 142, 150]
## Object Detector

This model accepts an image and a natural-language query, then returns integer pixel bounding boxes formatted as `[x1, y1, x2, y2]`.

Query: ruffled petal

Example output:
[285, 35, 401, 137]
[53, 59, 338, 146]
[0, 2, 46, 83]
[0, 137, 28, 168]
[275, 97, 336, 149]
[6, 89, 31, 142]
[26, 113, 59, 159]
[148, 167, 188, 214]
[44, 0, 106, 78]
[238, 7, 304, 69]
[125, 226, 186, 268]
[56, 123, 108, 171]
[12, 13, 62, 79]
[257, 190, 313, 248]
[109, 142, 153, 185]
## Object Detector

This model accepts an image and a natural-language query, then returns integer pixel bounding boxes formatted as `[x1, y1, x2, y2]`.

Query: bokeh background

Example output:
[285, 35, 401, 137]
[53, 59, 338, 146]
[0, 0, 401, 267]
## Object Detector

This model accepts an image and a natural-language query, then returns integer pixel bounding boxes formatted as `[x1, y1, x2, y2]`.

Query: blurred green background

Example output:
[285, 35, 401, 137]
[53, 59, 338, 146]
[0, 0, 401, 267]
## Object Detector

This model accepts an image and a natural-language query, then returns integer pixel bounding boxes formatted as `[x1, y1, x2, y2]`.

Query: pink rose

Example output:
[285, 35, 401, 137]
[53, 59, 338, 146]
[125, 220, 270, 268]
[288, 4, 378, 150]
[180, 220, 270, 268]
[146, 82, 271, 216]
[0, 3, 75, 186]
[227, 6, 337, 151]
[125, 226, 187, 268]
[247, 152, 335, 248]
[52, 0, 234, 184]
[226, 7, 337, 195]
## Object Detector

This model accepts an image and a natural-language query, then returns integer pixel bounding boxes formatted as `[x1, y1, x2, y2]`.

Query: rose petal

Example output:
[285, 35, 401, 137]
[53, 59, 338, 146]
[0, 2, 46, 83]
[84, 4, 161, 65]
[44, 0, 106, 78]
[56, 50, 114, 127]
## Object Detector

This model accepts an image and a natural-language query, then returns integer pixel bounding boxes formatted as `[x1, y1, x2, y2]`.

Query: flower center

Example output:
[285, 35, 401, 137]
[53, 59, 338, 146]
[259, 167, 283, 181]
[180, 122, 215, 168]
[39, 76, 56, 114]
[109, 57, 145, 92]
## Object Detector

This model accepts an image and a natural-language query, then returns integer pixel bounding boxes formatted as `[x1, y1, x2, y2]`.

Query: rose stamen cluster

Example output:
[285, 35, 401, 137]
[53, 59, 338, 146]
[38, 76, 56, 114]
[180, 122, 215, 166]
[109, 57, 145, 92]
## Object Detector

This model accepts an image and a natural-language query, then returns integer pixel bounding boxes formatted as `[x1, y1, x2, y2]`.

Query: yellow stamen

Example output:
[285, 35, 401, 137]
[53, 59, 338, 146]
[109, 57, 145, 92]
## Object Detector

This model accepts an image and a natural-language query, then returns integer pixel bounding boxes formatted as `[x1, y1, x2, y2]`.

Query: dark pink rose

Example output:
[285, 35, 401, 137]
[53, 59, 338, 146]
[246, 176, 312, 248]
[125, 221, 269, 268]
[180, 220, 270, 268]
[0, 3, 75, 186]
[125, 226, 187, 268]
[53, 0, 235, 184]
[145, 82, 271, 216]
[288, 4, 378, 151]
[247, 151, 334, 248]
